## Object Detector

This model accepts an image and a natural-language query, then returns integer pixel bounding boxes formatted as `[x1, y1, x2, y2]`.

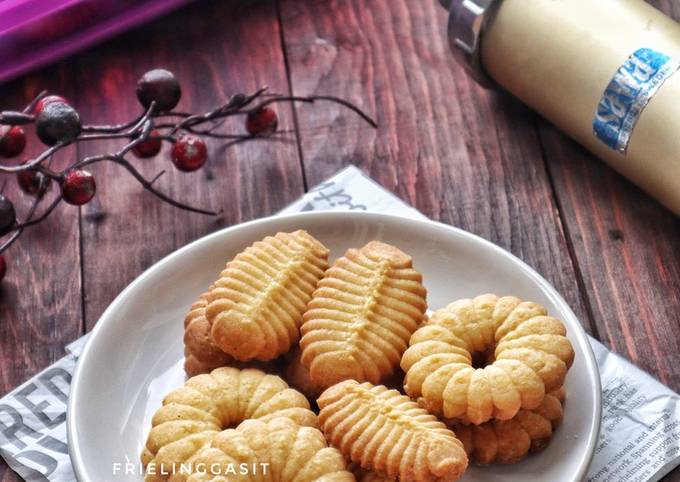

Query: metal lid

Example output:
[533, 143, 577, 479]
[440, 0, 500, 87]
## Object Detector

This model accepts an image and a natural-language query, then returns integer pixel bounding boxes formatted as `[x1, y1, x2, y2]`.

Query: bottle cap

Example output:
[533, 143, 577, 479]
[441, 0, 501, 87]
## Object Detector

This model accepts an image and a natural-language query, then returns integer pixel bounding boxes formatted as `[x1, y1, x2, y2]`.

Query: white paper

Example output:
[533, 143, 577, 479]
[587, 339, 680, 482]
[281, 166, 426, 221]
[1, 165, 678, 481]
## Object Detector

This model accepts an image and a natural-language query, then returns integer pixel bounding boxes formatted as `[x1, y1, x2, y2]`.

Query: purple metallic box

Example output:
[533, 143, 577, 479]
[0, 0, 194, 84]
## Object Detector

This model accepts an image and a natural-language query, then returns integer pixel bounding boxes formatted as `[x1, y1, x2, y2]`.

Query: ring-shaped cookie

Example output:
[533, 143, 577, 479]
[185, 417, 354, 481]
[401, 294, 574, 425]
[142, 368, 317, 481]
[451, 388, 565, 465]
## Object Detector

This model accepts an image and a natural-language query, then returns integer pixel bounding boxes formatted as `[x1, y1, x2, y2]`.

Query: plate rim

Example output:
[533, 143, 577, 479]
[67, 210, 602, 482]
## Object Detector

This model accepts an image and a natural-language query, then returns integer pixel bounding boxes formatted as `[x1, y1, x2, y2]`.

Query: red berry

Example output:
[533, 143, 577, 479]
[17, 168, 50, 196]
[0, 125, 26, 158]
[0, 195, 16, 237]
[34, 95, 68, 116]
[0, 254, 6, 282]
[132, 130, 162, 158]
[171, 135, 207, 172]
[61, 170, 96, 206]
[246, 107, 278, 136]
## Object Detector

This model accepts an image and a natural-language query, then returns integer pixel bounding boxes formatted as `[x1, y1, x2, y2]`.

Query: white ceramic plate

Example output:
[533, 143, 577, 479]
[68, 211, 601, 482]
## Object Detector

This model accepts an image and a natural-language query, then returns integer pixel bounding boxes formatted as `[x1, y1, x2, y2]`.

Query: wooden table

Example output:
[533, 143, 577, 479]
[0, 0, 678, 480]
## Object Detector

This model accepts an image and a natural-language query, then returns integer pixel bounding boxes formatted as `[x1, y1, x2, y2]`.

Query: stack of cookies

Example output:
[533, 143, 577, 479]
[142, 230, 575, 482]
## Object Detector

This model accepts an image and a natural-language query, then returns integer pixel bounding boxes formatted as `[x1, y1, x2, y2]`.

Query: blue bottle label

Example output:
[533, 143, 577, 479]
[593, 48, 680, 153]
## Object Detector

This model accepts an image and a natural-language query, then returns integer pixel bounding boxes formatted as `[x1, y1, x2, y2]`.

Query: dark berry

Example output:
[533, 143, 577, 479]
[0, 125, 26, 158]
[246, 107, 278, 136]
[61, 170, 96, 205]
[171, 134, 207, 172]
[17, 168, 51, 196]
[36, 102, 82, 146]
[136, 69, 181, 112]
[0, 254, 6, 282]
[229, 93, 247, 108]
[132, 130, 162, 158]
[34, 95, 68, 116]
[0, 195, 16, 237]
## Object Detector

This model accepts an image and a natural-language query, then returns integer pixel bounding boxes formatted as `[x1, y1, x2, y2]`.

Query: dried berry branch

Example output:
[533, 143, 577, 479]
[0, 68, 377, 281]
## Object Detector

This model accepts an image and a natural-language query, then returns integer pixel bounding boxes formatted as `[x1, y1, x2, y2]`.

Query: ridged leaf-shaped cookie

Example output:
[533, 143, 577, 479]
[206, 230, 329, 361]
[300, 241, 427, 390]
[318, 380, 468, 482]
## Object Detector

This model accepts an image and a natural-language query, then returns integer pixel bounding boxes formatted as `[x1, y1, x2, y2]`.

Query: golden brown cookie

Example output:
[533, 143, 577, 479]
[300, 241, 427, 390]
[285, 346, 324, 400]
[184, 288, 279, 376]
[318, 380, 468, 482]
[142, 368, 317, 481]
[184, 288, 233, 376]
[451, 389, 565, 465]
[206, 230, 329, 362]
[285, 345, 407, 403]
[351, 466, 395, 482]
[185, 417, 355, 481]
[401, 294, 574, 425]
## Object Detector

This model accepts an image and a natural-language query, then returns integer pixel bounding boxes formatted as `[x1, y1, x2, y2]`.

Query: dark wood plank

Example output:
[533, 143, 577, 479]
[540, 126, 680, 391]
[0, 0, 677, 481]
[0, 65, 82, 482]
[277, 0, 593, 331]
[73, 0, 305, 327]
[540, 131, 680, 482]
[650, 0, 680, 18]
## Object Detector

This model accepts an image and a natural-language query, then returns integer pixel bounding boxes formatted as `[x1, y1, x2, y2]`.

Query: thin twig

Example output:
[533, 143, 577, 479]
[1, 189, 48, 253]
[258, 95, 378, 128]
[24, 90, 48, 114]
[73, 154, 216, 215]
[0, 144, 63, 174]
[15, 195, 61, 229]
[0, 83, 376, 255]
